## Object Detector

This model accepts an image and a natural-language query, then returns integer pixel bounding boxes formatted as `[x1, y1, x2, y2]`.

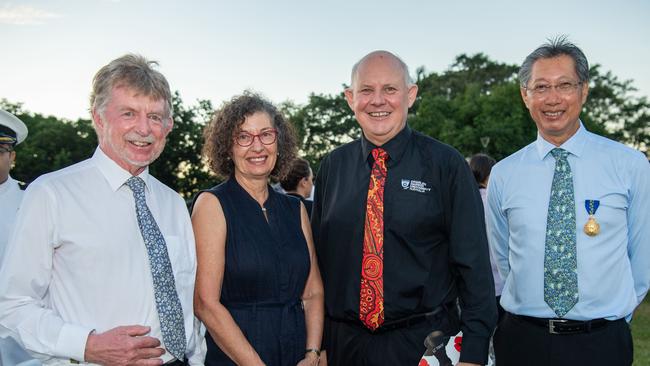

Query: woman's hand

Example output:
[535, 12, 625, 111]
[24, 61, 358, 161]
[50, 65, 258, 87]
[296, 351, 320, 366]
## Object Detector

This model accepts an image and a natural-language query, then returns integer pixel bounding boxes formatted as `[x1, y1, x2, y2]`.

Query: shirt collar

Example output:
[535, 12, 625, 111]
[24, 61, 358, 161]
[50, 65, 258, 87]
[0, 175, 16, 194]
[92, 147, 151, 192]
[534, 121, 588, 160]
[360, 124, 412, 164]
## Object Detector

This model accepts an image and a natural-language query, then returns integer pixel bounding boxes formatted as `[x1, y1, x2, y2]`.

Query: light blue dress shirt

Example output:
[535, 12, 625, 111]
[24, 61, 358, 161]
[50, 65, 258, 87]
[486, 123, 650, 320]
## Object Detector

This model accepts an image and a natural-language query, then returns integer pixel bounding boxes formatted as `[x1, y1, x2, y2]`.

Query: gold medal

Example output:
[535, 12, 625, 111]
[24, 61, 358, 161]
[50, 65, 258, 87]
[583, 215, 600, 236]
[583, 200, 601, 237]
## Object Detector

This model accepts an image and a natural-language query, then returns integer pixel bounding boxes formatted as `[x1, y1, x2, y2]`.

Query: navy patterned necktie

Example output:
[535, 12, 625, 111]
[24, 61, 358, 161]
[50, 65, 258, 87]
[544, 148, 578, 317]
[126, 176, 186, 359]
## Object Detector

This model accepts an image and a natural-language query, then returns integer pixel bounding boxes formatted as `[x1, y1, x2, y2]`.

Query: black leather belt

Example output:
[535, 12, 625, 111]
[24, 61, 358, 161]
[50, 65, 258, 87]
[332, 302, 453, 334]
[510, 313, 614, 334]
[377, 305, 448, 333]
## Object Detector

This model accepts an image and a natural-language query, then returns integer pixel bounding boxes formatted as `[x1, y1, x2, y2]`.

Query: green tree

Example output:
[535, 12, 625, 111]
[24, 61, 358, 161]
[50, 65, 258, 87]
[410, 53, 530, 159]
[283, 92, 359, 171]
[1, 99, 97, 184]
[583, 66, 650, 152]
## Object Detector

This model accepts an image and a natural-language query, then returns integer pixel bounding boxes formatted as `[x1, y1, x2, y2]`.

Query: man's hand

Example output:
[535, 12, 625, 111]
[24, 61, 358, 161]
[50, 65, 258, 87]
[84, 325, 165, 366]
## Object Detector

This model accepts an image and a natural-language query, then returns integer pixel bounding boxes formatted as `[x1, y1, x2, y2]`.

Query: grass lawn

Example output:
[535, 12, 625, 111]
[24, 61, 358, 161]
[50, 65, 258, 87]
[633, 297, 650, 365]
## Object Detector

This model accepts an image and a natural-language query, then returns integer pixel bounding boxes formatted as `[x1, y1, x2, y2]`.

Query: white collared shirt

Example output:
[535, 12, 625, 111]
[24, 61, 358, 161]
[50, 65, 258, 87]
[0, 148, 203, 365]
[0, 175, 24, 267]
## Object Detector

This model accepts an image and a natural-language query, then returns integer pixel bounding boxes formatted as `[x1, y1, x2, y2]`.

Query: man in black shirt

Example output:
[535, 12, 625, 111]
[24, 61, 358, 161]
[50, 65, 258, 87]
[311, 50, 496, 365]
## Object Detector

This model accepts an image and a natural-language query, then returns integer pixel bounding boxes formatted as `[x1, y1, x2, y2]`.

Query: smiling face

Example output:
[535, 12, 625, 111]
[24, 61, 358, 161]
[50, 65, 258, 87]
[345, 52, 418, 146]
[521, 54, 589, 146]
[93, 85, 173, 176]
[231, 111, 278, 181]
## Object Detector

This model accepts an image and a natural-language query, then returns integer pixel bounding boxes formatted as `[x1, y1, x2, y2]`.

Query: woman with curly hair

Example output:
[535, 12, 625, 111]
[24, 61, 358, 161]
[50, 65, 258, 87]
[191, 92, 324, 366]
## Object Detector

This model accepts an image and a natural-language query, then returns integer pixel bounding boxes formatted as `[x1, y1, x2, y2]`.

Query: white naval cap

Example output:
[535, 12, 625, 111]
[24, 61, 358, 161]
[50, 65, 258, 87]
[0, 109, 28, 145]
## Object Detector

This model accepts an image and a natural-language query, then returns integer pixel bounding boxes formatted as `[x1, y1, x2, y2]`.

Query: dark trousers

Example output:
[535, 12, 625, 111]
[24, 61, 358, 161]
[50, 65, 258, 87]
[494, 312, 633, 366]
[324, 310, 459, 366]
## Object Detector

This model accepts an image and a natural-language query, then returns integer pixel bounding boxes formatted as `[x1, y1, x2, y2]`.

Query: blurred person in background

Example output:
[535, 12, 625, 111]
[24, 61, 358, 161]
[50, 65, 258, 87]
[0, 109, 28, 266]
[469, 153, 503, 322]
[280, 157, 314, 217]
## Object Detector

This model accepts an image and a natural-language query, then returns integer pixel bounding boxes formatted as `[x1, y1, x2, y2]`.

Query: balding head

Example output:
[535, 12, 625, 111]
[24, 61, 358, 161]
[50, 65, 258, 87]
[344, 50, 418, 146]
[350, 50, 413, 88]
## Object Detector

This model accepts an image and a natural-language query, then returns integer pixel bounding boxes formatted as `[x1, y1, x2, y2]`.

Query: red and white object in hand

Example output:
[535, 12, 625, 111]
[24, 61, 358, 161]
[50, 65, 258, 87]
[418, 331, 494, 366]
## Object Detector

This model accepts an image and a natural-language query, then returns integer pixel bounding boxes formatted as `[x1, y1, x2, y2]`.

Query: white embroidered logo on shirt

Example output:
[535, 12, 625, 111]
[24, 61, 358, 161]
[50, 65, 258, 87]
[401, 179, 431, 193]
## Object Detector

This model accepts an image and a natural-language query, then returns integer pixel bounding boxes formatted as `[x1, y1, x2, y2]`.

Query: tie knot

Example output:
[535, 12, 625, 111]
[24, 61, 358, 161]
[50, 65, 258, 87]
[550, 148, 569, 161]
[372, 148, 387, 162]
[125, 176, 145, 194]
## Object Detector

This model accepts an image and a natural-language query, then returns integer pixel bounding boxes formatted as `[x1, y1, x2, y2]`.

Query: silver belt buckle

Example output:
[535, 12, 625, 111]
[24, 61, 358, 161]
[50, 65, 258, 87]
[548, 319, 568, 334]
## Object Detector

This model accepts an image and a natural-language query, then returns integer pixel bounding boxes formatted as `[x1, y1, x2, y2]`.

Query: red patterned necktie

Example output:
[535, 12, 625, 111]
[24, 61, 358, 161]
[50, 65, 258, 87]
[360, 147, 388, 330]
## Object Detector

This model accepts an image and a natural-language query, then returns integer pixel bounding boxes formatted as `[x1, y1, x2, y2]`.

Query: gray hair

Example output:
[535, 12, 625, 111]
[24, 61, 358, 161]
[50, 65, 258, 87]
[90, 54, 173, 121]
[518, 35, 589, 88]
[350, 50, 414, 87]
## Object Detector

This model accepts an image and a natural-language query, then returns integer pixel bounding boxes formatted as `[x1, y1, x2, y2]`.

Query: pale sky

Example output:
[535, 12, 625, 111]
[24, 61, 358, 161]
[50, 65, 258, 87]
[1, 0, 648, 120]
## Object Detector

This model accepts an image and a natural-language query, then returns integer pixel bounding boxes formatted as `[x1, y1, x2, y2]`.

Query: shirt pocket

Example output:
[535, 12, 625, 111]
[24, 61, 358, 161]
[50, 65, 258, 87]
[163, 234, 195, 282]
[391, 187, 444, 244]
[593, 192, 628, 229]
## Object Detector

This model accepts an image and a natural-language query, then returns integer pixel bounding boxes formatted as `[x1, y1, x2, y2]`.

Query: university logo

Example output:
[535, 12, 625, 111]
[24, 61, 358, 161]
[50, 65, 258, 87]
[401, 179, 432, 193]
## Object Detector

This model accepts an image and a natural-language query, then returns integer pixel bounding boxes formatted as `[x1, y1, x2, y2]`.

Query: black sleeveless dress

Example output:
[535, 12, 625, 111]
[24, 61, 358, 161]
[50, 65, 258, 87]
[202, 178, 310, 366]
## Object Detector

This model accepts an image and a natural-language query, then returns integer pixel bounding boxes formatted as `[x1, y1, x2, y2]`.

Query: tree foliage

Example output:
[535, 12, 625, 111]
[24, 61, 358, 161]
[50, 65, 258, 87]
[1, 99, 97, 184]
[282, 92, 359, 172]
[410, 53, 535, 160]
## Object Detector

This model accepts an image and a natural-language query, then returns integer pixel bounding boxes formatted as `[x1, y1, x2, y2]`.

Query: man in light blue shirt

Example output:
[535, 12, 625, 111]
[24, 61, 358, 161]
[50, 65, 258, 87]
[487, 36, 650, 366]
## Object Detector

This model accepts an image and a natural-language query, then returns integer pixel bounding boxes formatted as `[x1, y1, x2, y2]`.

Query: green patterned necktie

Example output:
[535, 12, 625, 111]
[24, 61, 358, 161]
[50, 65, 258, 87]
[544, 148, 578, 317]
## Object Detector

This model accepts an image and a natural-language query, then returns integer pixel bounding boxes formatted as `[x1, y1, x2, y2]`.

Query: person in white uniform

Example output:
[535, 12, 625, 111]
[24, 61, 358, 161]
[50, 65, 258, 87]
[0, 54, 203, 366]
[0, 109, 28, 266]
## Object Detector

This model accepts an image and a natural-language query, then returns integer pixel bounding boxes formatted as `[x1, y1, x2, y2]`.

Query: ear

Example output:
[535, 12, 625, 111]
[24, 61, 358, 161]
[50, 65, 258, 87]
[91, 108, 104, 130]
[407, 84, 418, 108]
[580, 81, 589, 105]
[344, 88, 355, 110]
[163, 116, 174, 136]
[9, 150, 16, 164]
[520, 87, 531, 110]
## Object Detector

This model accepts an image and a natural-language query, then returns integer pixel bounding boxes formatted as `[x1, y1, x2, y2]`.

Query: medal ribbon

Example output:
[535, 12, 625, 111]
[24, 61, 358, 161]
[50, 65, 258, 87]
[584, 200, 600, 215]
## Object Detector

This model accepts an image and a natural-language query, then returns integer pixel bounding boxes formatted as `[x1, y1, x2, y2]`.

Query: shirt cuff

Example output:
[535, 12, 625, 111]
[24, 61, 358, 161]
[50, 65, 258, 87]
[54, 323, 93, 362]
[458, 335, 490, 365]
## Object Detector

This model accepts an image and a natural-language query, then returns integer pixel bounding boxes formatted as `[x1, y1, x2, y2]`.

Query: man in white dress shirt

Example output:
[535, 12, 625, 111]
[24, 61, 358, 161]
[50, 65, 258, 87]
[0, 55, 202, 365]
[0, 109, 28, 266]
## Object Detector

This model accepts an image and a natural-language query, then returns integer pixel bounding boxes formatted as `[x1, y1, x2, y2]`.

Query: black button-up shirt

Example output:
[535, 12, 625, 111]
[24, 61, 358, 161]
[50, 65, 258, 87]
[311, 125, 496, 361]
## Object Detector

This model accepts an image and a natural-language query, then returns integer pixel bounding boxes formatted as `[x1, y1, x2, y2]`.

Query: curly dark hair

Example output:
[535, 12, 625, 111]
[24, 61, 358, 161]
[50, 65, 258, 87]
[203, 92, 297, 180]
[279, 157, 311, 192]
